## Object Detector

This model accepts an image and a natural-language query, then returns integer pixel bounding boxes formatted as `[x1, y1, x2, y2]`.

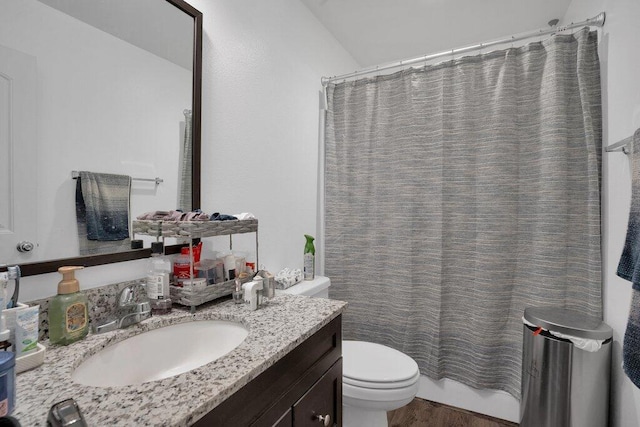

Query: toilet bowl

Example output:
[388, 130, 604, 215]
[342, 340, 420, 427]
[278, 277, 420, 427]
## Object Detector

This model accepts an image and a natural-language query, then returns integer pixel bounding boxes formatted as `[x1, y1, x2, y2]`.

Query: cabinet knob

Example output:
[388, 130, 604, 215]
[316, 414, 331, 426]
[16, 241, 34, 252]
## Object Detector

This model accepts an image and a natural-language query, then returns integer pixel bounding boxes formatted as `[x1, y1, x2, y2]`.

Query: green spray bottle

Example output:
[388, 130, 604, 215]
[304, 234, 315, 281]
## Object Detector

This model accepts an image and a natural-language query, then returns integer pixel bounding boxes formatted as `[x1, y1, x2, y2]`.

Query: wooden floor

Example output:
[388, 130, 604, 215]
[387, 398, 519, 427]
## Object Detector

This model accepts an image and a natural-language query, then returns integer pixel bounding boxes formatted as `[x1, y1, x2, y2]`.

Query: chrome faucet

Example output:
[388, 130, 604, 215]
[93, 285, 151, 334]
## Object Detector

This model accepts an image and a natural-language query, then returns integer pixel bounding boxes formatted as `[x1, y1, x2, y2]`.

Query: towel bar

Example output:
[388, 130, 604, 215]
[71, 171, 163, 185]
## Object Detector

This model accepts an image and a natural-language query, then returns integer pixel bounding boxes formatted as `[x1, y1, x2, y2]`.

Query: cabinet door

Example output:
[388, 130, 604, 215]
[0, 45, 38, 263]
[293, 360, 342, 427]
[272, 408, 292, 427]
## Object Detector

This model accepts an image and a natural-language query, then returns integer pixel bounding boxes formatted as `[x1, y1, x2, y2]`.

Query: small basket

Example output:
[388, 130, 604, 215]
[169, 276, 252, 307]
[132, 219, 258, 239]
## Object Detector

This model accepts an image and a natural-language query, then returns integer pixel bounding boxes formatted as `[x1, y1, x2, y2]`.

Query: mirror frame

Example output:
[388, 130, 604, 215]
[14, 0, 202, 277]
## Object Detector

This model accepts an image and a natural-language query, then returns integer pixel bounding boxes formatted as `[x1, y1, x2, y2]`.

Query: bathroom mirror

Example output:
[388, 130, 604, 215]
[0, 0, 202, 276]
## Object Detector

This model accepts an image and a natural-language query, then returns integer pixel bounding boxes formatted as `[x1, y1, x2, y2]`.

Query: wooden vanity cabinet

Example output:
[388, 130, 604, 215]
[264, 360, 341, 427]
[194, 315, 342, 427]
[290, 360, 342, 427]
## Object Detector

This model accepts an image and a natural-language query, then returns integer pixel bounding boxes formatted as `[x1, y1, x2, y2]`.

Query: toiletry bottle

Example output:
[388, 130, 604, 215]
[146, 242, 172, 315]
[173, 247, 195, 286]
[0, 273, 10, 351]
[233, 279, 244, 304]
[49, 266, 89, 346]
[0, 352, 15, 416]
[304, 234, 315, 280]
[224, 253, 236, 281]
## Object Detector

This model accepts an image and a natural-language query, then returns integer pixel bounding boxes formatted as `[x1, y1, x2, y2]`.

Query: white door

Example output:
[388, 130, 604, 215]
[0, 45, 38, 264]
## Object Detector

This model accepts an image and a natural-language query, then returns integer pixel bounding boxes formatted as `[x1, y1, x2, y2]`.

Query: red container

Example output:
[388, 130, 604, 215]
[173, 248, 193, 286]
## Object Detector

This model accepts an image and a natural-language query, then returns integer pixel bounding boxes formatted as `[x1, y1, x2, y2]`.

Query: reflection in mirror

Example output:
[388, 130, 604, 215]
[0, 0, 202, 275]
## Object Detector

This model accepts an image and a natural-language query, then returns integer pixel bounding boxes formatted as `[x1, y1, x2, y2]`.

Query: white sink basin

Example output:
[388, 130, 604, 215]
[72, 320, 248, 387]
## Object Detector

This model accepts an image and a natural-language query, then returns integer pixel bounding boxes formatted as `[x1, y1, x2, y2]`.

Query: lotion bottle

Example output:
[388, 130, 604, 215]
[49, 266, 89, 346]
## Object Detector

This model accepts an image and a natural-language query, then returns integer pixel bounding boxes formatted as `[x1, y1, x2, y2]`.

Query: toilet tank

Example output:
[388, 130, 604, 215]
[275, 276, 331, 298]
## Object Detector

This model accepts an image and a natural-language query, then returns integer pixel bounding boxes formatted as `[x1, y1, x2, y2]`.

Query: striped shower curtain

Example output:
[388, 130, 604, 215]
[324, 28, 602, 397]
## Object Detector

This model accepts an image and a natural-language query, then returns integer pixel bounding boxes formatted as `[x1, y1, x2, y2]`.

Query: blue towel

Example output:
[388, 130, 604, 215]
[617, 129, 640, 285]
[624, 291, 640, 388]
[75, 171, 131, 241]
[617, 128, 640, 387]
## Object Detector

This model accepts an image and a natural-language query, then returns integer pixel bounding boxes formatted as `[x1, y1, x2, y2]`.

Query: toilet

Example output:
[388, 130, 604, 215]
[277, 276, 420, 427]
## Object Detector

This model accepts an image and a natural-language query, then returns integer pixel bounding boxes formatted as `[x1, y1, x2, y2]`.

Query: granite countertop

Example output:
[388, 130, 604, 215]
[13, 294, 347, 426]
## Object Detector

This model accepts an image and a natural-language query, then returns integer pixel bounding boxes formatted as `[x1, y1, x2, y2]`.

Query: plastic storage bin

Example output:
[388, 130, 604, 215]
[0, 351, 15, 416]
[520, 307, 613, 427]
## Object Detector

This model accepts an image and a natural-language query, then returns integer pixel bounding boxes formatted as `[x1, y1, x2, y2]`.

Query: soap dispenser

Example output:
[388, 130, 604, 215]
[242, 280, 263, 310]
[49, 266, 89, 346]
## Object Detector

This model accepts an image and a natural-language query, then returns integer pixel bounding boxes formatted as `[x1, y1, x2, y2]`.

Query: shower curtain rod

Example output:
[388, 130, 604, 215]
[321, 12, 605, 85]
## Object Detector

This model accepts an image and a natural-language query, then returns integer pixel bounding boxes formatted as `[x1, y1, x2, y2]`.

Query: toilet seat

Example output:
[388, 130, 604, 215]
[342, 341, 420, 390]
[343, 370, 421, 390]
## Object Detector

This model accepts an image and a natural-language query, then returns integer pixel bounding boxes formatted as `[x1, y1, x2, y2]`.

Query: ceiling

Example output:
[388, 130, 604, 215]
[301, 0, 573, 68]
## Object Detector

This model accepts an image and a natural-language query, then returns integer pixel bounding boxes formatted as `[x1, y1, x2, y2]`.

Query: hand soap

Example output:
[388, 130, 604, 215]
[49, 266, 89, 346]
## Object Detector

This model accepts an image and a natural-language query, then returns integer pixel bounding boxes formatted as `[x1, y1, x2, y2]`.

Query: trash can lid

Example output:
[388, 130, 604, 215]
[523, 307, 613, 340]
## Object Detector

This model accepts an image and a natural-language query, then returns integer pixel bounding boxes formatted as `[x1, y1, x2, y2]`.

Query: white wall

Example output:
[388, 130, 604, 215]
[187, 0, 358, 273]
[563, 1, 640, 426]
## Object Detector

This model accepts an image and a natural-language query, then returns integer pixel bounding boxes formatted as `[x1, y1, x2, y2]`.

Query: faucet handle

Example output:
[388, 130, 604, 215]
[118, 286, 134, 306]
[93, 319, 118, 334]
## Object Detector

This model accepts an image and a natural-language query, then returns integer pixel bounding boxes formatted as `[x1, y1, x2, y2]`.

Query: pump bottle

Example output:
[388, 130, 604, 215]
[49, 266, 89, 345]
[146, 242, 172, 314]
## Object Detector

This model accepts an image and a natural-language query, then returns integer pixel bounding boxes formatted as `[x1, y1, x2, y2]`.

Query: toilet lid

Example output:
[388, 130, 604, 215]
[343, 341, 419, 387]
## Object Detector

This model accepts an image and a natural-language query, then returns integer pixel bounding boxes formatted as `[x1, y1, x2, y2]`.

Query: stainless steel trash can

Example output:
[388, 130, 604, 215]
[520, 307, 613, 427]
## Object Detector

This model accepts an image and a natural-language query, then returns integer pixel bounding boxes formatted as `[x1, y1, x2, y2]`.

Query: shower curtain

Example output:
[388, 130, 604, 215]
[324, 28, 602, 397]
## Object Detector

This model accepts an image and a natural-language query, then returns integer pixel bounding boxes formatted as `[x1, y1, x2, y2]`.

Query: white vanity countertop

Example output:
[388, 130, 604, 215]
[13, 294, 347, 426]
